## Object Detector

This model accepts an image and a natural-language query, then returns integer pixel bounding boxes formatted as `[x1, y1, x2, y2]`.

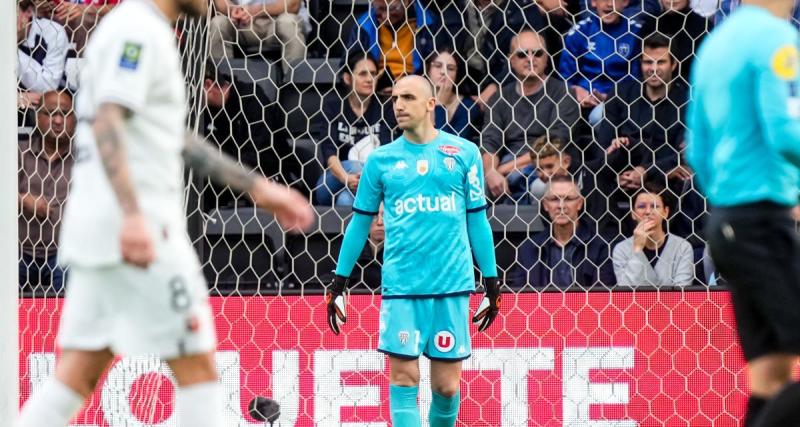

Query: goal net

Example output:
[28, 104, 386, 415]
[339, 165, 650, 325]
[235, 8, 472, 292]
[17, 1, 748, 425]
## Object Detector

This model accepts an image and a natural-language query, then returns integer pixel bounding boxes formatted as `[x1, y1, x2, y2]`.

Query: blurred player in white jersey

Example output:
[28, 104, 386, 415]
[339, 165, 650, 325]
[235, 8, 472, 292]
[15, 0, 314, 425]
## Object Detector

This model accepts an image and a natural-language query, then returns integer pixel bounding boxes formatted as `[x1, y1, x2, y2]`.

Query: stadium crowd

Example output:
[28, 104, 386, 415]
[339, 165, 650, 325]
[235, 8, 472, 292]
[19, 0, 783, 293]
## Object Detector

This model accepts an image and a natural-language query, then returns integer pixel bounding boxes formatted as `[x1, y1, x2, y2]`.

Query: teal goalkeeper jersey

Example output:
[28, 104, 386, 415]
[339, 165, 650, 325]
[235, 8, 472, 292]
[352, 131, 488, 297]
[687, 5, 800, 207]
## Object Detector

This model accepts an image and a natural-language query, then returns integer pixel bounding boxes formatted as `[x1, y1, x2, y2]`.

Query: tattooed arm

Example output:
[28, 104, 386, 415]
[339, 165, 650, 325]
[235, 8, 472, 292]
[93, 103, 154, 267]
[93, 103, 140, 215]
[181, 132, 257, 196]
[182, 133, 314, 230]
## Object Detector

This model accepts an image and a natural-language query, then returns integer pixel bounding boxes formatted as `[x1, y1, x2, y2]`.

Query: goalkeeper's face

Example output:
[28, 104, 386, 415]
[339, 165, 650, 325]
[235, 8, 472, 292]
[391, 76, 436, 131]
[175, 0, 208, 18]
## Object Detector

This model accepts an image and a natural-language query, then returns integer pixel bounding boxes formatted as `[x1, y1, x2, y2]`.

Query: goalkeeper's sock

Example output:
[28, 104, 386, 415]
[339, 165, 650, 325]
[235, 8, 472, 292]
[745, 395, 768, 427]
[753, 382, 800, 427]
[429, 390, 460, 427]
[389, 384, 421, 427]
[17, 379, 84, 427]
[177, 381, 223, 427]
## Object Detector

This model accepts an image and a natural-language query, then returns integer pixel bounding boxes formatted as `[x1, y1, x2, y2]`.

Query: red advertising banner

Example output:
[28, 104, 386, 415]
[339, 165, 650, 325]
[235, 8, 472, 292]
[19, 292, 747, 426]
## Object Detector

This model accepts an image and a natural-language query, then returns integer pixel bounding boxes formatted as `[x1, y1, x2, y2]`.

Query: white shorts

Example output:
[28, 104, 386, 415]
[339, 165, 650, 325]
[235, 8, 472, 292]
[58, 235, 216, 360]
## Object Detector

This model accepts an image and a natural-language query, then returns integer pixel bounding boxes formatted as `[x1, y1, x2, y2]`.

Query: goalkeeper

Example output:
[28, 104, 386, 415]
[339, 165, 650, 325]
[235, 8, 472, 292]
[687, 0, 800, 425]
[326, 75, 501, 427]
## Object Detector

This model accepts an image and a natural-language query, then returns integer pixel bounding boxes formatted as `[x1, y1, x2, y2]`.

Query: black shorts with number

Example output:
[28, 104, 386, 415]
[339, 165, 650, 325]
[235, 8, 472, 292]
[707, 201, 800, 361]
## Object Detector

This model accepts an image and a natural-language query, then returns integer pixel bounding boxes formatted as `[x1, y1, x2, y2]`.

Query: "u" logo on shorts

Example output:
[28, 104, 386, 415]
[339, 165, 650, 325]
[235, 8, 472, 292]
[434, 331, 455, 353]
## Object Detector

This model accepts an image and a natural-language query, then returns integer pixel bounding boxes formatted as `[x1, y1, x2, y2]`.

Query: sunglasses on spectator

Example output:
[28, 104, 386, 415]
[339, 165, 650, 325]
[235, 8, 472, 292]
[514, 49, 546, 59]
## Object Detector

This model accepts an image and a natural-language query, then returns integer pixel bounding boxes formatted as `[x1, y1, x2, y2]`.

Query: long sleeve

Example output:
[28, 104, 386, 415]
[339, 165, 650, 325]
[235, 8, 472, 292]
[334, 213, 374, 277]
[612, 239, 659, 286]
[467, 210, 498, 278]
[669, 238, 695, 287]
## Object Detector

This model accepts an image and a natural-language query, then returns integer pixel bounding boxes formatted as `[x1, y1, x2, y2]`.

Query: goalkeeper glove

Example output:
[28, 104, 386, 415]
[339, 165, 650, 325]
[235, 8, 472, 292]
[472, 277, 501, 332]
[326, 275, 348, 335]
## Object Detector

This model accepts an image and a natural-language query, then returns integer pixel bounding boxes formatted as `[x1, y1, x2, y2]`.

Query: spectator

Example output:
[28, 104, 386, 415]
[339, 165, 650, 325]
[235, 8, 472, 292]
[511, 175, 615, 289]
[528, 135, 573, 201]
[527, 135, 629, 235]
[19, 90, 75, 293]
[596, 34, 690, 222]
[575, 0, 661, 18]
[313, 53, 396, 206]
[436, 0, 574, 106]
[37, 0, 121, 53]
[201, 61, 290, 209]
[641, 0, 709, 82]
[612, 185, 694, 287]
[17, 0, 68, 96]
[345, 0, 439, 91]
[209, 0, 307, 73]
[482, 29, 579, 203]
[558, 0, 643, 114]
[427, 47, 482, 143]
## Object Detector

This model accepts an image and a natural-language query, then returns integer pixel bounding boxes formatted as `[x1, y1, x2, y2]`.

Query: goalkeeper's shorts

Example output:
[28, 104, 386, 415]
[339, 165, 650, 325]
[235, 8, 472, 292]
[58, 233, 216, 360]
[377, 294, 471, 361]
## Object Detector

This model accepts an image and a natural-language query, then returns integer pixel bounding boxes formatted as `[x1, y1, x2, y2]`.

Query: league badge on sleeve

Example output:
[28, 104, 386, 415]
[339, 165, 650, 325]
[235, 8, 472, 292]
[119, 42, 143, 70]
[771, 45, 799, 81]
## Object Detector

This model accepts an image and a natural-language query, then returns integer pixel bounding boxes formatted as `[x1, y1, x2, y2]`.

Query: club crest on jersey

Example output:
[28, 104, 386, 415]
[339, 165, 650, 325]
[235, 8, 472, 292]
[438, 145, 461, 156]
[417, 160, 429, 175]
[617, 43, 631, 57]
[119, 42, 142, 70]
[434, 331, 455, 353]
[398, 331, 409, 346]
[443, 157, 456, 172]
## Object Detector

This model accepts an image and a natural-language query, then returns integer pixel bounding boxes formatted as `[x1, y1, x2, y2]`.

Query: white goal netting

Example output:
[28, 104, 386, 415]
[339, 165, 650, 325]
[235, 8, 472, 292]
[17, 0, 751, 425]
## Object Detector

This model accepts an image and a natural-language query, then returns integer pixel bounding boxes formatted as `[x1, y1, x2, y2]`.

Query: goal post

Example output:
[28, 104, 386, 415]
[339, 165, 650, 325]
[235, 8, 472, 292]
[2, 1, 19, 424]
